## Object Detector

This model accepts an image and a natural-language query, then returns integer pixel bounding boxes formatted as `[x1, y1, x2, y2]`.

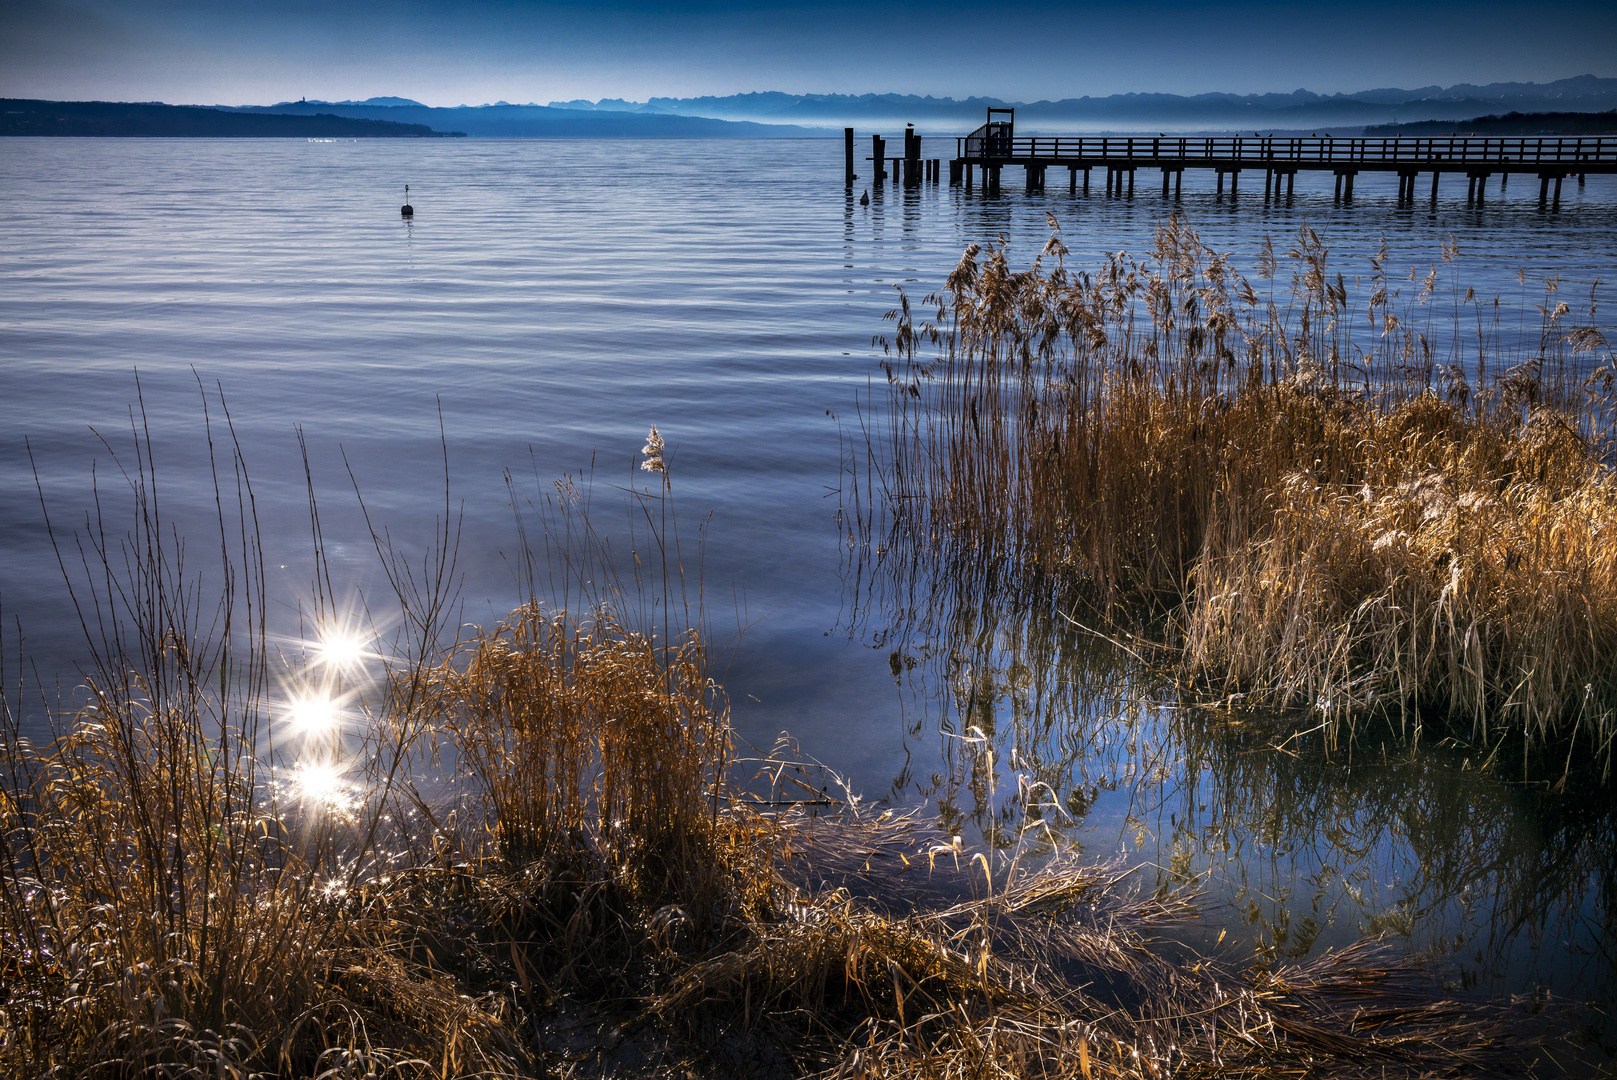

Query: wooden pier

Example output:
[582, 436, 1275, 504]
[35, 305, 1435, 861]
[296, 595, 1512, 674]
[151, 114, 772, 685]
[845, 112, 1615, 208]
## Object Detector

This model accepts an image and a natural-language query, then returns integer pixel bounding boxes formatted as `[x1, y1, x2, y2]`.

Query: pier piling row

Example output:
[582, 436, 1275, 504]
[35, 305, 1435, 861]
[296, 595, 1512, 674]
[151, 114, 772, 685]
[945, 129, 1613, 207]
[849, 114, 1612, 208]
[850, 124, 1610, 208]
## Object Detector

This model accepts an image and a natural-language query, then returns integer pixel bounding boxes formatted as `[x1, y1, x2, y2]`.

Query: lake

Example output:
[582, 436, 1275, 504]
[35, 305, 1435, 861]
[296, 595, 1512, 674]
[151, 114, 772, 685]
[3, 135, 1616, 1053]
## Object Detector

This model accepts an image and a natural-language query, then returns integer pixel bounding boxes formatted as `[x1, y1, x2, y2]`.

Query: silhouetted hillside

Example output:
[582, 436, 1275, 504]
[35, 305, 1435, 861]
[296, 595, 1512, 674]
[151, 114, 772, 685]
[0, 99, 464, 137]
[1367, 110, 1617, 136]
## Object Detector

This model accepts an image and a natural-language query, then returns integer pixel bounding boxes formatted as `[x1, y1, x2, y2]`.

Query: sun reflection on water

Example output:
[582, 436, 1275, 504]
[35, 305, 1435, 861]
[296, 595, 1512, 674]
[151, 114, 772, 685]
[310, 624, 377, 675]
[281, 691, 343, 736]
[288, 758, 356, 811]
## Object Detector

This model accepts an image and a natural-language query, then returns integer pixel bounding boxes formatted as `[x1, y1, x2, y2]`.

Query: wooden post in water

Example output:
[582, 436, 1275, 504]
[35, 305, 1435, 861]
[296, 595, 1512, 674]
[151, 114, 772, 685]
[903, 126, 921, 188]
[1431, 171, 1440, 200]
[845, 128, 856, 184]
[1216, 170, 1224, 195]
[1069, 165, 1078, 195]
[1127, 169, 1135, 197]
[872, 135, 886, 182]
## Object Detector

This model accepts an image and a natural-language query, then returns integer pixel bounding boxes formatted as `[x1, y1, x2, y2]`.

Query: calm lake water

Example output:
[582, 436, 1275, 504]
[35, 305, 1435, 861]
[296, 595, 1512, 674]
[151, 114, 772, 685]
[3, 136, 1617, 1053]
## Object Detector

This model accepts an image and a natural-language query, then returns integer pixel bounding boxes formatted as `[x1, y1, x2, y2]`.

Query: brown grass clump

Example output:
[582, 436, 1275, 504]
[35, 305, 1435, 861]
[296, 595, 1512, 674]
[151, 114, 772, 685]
[418, 602, 776, 980]
[857, 218, 1617, 775]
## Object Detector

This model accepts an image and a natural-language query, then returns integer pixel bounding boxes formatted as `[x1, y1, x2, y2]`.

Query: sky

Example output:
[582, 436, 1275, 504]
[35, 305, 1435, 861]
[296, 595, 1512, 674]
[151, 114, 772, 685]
[4, 0, 1615, 107]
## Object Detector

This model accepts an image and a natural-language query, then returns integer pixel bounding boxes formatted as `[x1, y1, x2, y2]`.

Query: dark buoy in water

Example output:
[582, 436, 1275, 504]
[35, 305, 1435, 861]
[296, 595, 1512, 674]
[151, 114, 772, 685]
[400, 184, 414, 217]
[859, 189, 869, 206]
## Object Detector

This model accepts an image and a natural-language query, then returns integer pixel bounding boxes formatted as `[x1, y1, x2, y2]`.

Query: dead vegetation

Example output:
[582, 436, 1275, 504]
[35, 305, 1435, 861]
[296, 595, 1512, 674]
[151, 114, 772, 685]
[854, 216, 1617, 777]
[0, 398, 1585, 1077]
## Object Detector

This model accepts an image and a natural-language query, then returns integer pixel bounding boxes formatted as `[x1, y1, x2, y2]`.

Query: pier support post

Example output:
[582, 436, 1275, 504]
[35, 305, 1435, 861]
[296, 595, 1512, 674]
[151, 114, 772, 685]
[871, 135, 885, 182]
[1229, 169, 1238, 194]
[1127, 169, 1135, 197]
[1335, 172, 1343, 199]
[988, 165, 1001, 195]
[1177, 170, 1184, 199]
[1216, 170, 1224, 195]
[1431, 171, 1440, 200]
[845, 128, 855, 184]
[949, 159, 962, 185]
[902, 127, 920, 188]
[1264, 168, 1272, 200]
[1069, 165, 1078, 195]
[1163, 169, 1170, 197]
[1084, 168, 1091, 194]
[1554, 175, 1564, 205]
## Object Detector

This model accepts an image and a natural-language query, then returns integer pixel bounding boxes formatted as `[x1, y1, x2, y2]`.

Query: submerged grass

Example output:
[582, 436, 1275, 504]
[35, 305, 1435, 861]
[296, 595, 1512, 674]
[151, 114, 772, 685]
[856, 216, 1617, 777]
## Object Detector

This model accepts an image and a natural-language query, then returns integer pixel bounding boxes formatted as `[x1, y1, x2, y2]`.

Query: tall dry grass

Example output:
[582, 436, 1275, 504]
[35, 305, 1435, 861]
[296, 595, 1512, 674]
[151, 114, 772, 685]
[0, 402, 1580, 1077]
[858, 216, 1617, 774]
[0, 396, 524, 1077]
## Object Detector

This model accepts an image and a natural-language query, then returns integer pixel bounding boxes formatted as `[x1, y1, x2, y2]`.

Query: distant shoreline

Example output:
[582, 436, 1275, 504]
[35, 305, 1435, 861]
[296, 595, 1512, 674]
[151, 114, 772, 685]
[0, 99, 465, 138]
[1367, 109, 1617, 137]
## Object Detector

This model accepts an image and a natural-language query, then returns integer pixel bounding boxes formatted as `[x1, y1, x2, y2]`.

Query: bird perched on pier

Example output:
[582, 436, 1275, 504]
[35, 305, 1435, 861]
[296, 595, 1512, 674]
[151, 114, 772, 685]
[859, 190, 869, 206]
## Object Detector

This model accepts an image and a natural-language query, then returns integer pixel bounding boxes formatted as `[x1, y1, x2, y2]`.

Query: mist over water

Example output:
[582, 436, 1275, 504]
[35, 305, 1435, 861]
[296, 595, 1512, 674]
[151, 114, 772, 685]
[3, 135, 1617, 1047]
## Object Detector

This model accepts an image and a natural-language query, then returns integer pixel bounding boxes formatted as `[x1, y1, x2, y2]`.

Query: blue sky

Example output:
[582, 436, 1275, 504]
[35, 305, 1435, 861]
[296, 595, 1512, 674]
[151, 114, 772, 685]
[4, 0, 1614, 106]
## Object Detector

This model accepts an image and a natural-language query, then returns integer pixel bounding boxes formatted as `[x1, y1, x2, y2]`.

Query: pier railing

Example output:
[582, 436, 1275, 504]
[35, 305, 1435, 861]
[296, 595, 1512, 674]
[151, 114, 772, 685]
[956, 134, 1617, 171]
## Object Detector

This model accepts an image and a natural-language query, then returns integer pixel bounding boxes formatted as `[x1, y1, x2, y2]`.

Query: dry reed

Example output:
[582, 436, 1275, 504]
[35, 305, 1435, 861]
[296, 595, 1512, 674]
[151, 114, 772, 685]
[856, 217, 1617, 776]
[0, 396, 1581, 1077]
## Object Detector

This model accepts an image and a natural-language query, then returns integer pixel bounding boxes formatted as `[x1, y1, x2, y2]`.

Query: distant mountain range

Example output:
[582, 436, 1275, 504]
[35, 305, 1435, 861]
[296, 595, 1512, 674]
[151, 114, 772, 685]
[222, 99, 821, 138]
[548, 75, 1617, 134]
[7, 77, 1616, 140]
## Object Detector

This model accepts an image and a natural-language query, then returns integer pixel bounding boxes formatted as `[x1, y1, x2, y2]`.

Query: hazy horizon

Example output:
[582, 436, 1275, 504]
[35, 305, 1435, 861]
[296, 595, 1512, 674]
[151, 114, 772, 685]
[6, 0, 1615, 109]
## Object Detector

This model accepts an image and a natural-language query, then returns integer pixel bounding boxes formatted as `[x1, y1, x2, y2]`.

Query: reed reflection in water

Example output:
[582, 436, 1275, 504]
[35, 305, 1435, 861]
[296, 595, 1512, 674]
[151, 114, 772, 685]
[848, 524, 1617, 1022]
